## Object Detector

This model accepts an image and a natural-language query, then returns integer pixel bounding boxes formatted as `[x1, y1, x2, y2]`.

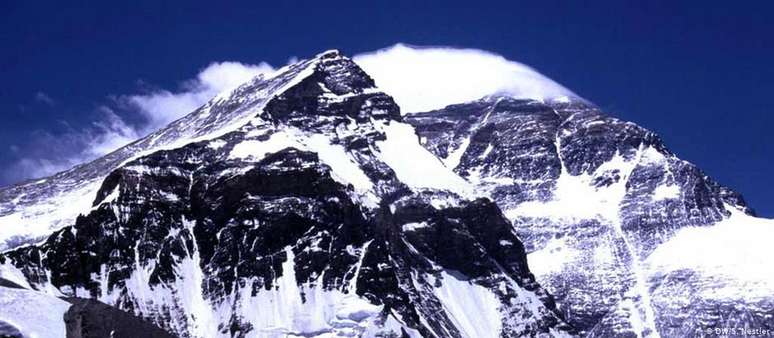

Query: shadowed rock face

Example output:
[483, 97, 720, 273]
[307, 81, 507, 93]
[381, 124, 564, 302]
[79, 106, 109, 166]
[406, 96, 765, 337]
[0, 320, 23, 338]
[0, 52, 571, 338]
[64, 298, 176, 338]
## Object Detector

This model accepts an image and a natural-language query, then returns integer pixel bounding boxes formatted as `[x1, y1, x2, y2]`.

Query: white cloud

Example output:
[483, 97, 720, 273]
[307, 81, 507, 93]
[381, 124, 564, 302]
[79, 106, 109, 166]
[353, 43, 576, 113]
[3, 44, 577, 185]
[125, 61, 275, 133]
[4, 61, 274, 185]
[2, 106, 141, 184]
[34, 91, 55, 106]
[84, 106, 141, 157]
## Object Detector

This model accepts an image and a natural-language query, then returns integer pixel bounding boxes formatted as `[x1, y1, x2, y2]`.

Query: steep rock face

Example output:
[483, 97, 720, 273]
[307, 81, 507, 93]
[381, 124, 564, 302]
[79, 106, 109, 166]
[406, 96, 768, 337]
[0, 52, 571, 337]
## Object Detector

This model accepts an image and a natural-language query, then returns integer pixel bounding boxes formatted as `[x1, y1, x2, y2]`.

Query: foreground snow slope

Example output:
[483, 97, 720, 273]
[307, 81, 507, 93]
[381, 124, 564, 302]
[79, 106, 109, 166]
[0, 285, 70, 338]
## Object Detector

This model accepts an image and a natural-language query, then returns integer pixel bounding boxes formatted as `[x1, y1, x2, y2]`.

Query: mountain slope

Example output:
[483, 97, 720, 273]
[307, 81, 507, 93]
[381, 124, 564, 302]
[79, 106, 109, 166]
[0, 51, 571, 337]
[0, 56, 320, 250]
[406, 96, 771, 337]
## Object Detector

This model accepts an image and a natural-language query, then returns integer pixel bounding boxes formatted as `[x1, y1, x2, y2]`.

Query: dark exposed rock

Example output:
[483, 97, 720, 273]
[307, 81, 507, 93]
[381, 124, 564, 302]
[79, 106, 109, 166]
[0, 320, 23, 338]
[64, 298, 176, 338]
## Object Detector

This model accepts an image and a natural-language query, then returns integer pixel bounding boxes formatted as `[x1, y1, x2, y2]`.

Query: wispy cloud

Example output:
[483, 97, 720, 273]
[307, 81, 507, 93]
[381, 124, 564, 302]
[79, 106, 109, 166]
[3, 61, 275, 185]
[1, 106, 141, 184]
[122, 61, 275, 133]
[34, 91, 55, 106]
[3, 45, 575, 186]
[353, 43, 576, 113]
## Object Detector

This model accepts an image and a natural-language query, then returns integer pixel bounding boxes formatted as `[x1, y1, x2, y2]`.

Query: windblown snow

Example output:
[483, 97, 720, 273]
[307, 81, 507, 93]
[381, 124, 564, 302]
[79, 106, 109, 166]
[0, 53, 322, 251]
[353, 44, 577, 113]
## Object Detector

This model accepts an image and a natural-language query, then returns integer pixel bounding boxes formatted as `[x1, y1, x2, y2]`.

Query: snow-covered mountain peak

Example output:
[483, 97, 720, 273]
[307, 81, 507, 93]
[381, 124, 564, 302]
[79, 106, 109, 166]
[0, 50, 391, 251]
[0, 50, 573, 337]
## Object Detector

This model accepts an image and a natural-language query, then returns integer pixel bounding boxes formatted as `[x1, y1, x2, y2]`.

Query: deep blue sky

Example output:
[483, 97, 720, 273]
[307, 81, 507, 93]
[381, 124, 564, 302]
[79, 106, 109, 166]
[1, 1, 772, 216]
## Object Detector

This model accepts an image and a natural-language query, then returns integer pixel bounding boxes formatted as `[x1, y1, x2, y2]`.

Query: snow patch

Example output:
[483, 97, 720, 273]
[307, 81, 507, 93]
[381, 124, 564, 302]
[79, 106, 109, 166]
[402, 222, 429, 232]
[375, 121, 474, 197]
[0, 263, 31, 289]
[0, 287, 71, 338]
[443, 137, 471, 169]
[0, 180, 101, 251]
[207, 139, 227, 150]
[652, 183, 680, 201]
[504, 150, 638, 223]
[228, 133, 301, 161]
[480, 143, 495, 159]
[431, 271, 502, 338]
[228, 129, 379, 208]
[92, 184, 120, 211]
[303, 133, 375, 202]
[647, 209, 774, 300]
[527, 237, 576, 276]
[639, 146, 667, 165]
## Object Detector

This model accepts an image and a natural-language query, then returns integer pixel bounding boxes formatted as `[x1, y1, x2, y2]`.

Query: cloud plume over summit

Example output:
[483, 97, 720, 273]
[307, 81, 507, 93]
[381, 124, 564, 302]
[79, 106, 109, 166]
[3, 45, 572, 185]
[354, 44, 576, 113]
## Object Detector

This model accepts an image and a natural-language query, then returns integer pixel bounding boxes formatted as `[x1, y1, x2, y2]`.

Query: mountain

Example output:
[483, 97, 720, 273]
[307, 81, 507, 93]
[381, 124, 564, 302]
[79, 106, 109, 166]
[0, 49, 772, 338]
[0, 51, 571, 337]
[0, 55, 323, 251]
[406, 96, 773, 337]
